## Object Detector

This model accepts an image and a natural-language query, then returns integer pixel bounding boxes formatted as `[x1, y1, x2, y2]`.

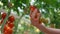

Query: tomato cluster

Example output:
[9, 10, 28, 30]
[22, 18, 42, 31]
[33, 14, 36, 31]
[0, 12, 15, 34]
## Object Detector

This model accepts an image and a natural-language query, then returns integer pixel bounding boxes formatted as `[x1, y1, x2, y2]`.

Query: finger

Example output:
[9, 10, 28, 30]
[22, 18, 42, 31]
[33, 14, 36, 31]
[37, 13, 40, 19]
[30, 9, 39, 20]
[32, 11, 36, 18]
[31, 9, 38, 18]
[31, 13, 39, 22]
[34, 9, 38, 13]
[30, 11, 32, 17]
[30, 8, 38, 17]
[31, 13, 36, 20]
[34, 13, 40, 20]
[30, 11, 35, 17]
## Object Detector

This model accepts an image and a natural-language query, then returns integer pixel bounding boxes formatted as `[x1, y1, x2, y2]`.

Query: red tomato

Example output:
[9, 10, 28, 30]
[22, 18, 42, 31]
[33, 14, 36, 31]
[2, 12, 7, 19]
[30, 5, 36, 12]
[4, 25, 13, 34]
[8, 16, 15, 22]
[6, 21, 12, 24]
[4, 25, 7, 32]
[6, 21, 14, 28]
[8, 23, 14, 28]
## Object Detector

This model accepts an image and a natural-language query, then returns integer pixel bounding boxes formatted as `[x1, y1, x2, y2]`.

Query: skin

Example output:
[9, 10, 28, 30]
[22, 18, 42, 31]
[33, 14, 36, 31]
[30, 9, 60, 34]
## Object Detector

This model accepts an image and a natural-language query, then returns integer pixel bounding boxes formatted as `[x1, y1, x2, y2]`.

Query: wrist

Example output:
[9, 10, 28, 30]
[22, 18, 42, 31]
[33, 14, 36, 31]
[36, 23, 46, 29]
[36, 23, 49, 34]
[36, 23, 43, 28]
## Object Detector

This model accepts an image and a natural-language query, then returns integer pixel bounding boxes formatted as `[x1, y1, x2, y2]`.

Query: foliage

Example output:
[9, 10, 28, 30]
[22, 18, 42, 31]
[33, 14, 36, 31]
[0, 0, 60, 34]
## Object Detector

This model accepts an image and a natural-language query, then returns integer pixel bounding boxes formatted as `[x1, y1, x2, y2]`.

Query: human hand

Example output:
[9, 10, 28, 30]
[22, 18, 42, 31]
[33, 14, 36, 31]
[30, 8, 42, 27]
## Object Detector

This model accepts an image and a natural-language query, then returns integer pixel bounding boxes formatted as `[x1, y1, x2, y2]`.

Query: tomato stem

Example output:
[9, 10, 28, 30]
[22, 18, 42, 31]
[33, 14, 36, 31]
[13, 13, 24, 34]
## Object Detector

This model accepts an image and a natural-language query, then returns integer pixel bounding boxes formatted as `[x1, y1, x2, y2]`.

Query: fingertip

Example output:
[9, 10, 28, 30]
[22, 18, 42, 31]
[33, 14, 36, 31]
[37, 13, 40, 16]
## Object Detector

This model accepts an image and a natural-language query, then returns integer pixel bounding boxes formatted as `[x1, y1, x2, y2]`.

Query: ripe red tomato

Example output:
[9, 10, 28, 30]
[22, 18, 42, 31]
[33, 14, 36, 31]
[30, 5, 36, 12]
[4, 25, 7, 32]
[8, 16, 15, 22]
[6, 21, 14, 28]
[4, 25, 13, 34]
[6, 21, 11, 24]
[8, 23, 14, 28]
[2, 12, 7, 19]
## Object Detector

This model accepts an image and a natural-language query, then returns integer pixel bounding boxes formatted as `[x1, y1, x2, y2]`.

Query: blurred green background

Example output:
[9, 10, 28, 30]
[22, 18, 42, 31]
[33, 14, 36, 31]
[0, 0, 60, 34]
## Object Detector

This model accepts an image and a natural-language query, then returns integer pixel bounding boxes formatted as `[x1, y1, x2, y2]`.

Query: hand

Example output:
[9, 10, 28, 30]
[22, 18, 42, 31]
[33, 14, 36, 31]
[30, 9, 41, 27]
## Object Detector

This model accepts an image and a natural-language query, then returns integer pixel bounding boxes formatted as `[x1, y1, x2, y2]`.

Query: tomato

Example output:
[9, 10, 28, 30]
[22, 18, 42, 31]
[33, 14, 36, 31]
[2, 12, 7, 19]
[8, 16, 15, 22]
[30, 5, 36, 12]
[4, 25, 13, 34]
[6, 21, 14, 28]
[8, 23, 14, 28]
[4, 29, 13, 34]
[4, 25, 7, 32]
[6, 21, 11, 24]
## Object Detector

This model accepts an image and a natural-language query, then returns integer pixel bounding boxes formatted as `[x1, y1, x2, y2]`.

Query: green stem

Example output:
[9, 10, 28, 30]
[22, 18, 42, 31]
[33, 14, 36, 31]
[0, 12, 1, 19]
[13, 14, 24, 34]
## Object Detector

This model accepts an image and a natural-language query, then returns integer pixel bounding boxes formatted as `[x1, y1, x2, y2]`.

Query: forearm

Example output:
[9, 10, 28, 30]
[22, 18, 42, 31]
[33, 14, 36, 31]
[46, 28, 60, 34]
[36, 23, 50, 34]
[36, 23, 60, 34]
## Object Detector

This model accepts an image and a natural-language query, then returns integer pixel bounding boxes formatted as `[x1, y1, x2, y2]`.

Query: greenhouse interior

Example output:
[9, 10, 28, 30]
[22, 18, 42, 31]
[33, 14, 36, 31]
[0, 0, 60, 34]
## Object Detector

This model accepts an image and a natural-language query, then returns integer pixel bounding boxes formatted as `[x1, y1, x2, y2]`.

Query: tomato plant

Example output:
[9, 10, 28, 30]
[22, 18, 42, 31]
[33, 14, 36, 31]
[0, 15, 15, 34]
